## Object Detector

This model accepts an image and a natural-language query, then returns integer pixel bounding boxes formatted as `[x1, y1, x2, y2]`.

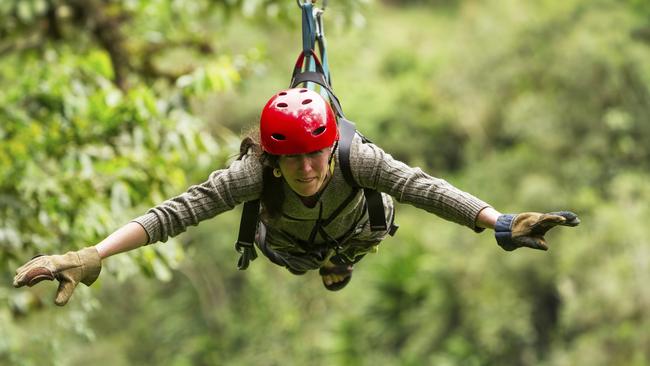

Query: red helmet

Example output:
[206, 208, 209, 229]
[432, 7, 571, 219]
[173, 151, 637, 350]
[260, 88, 338, 155]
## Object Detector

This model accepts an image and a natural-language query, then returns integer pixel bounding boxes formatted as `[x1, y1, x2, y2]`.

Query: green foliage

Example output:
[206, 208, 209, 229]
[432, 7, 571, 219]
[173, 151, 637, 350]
[0, 43, 237, 266]
[443, 0, 650, 185]
[0, 0, 259, 364]
[2, 0, 649, 365]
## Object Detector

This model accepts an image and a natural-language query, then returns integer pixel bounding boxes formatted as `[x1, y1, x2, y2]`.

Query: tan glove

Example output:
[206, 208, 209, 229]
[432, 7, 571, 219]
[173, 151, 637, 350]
[13, 247, 102, 306]
[494, 211, 580, 251]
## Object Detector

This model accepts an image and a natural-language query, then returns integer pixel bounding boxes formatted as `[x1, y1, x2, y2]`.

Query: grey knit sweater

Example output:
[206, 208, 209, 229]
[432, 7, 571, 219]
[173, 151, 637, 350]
[133, 134, 490, 259]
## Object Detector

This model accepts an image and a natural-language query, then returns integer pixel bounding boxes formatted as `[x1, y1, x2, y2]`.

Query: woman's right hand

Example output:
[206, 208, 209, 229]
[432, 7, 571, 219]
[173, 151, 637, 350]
[13, 246, 102, 306]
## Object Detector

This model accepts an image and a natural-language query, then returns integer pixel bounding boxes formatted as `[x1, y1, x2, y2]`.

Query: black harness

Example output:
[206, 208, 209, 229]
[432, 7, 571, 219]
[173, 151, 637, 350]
[234, 121, 397, 270]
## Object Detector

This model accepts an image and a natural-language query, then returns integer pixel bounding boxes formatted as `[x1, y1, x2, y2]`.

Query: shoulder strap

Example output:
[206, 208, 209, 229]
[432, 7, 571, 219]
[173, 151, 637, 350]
[235, 199, 260, 270]
[364, 189, 388, 232]
[338, 118, 356, 185]
[337, 119, 388, 232]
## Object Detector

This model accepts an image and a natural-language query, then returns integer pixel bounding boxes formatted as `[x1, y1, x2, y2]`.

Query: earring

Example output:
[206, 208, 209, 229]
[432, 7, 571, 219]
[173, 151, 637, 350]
[273, 168, 282, 178]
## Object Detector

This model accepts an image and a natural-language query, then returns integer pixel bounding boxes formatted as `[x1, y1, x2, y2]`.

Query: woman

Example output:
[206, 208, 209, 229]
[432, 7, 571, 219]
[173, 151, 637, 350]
[13, 88, 579, 305]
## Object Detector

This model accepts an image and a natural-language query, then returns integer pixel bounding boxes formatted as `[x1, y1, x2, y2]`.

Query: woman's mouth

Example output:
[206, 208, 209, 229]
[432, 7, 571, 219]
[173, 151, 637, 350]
[296, 177, 316, 183]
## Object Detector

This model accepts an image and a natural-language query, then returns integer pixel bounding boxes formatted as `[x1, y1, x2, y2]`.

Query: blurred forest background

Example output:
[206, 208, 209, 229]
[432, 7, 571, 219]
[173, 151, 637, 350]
[1, 0, 649, 365]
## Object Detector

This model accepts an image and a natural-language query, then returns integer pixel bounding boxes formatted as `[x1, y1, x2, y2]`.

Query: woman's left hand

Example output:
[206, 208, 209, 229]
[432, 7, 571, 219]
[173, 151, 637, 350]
[494, 211, 580, 251]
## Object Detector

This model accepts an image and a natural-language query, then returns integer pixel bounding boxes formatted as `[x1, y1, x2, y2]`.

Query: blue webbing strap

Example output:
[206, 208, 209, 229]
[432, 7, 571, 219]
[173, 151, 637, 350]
[315, 9, 331, 99]
[300, 2, 317, 90]
[301, 3, 316, 54]
[300, 1, 331, 94]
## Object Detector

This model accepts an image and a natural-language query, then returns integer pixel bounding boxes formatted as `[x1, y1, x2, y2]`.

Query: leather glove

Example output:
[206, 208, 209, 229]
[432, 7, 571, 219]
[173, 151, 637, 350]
[13, 246, 102, 306]
[494, 211, 580, 251]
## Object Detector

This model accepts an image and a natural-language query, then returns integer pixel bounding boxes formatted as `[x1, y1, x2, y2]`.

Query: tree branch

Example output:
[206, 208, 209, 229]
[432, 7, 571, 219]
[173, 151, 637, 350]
[69, 0, 131, 91]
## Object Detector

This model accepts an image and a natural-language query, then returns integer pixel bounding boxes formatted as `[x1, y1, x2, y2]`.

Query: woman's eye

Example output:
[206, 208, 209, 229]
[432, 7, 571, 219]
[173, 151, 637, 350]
[308, 150, 324, 157]
[282, 150, 323, 161]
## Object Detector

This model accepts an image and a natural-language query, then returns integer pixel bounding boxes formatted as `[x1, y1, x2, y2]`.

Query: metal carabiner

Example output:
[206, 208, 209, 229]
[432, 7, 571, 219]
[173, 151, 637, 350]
[296, 0, 327, 10]
[315, 8, 325, 38]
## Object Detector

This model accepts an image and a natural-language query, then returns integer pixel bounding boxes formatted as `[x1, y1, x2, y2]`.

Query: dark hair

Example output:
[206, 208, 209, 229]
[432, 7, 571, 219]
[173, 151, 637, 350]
[238, 128, 284, 219]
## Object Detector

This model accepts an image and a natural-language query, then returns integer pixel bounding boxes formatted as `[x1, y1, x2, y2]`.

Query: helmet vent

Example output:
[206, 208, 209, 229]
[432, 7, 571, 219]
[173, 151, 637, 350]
[279, 92, 287, 96]
[301, 99, 312, 105]
[299, 89, 308, 93]
[271, 133, 286, 141]
[312, 126, 326, 136]
[276, 102, 288, 108]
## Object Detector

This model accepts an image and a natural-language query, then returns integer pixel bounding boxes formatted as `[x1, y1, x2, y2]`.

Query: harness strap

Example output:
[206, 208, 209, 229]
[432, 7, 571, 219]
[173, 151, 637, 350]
[337, 119, 389, 232]
[305, 185, 359, 247]
[299, 1, 331, 94]
[255, 222, 304, 272]
[291, 72, 344, 118]
[337, 118, 356, 185]
[235, 200, 260, 270]
[321, 187, 360, 227]
[281, 206, 367, 255]
[314, 7, 332, 91]
[306, 203, 323, 245]
[289, 52, 345, 119]
[364, 188, 388, 231]
[300, 1, 318, 92]
[300, 2, 316, 56]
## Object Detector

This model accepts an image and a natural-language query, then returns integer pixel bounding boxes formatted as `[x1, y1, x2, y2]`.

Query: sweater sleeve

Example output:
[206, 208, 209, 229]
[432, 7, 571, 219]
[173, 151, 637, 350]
[349, 135, 490, 231]
[131, 152, 264, 244]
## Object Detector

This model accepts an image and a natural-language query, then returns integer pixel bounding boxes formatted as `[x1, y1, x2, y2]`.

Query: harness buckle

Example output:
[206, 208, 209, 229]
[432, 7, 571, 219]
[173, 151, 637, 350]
[235, 240, 254, 253]
[370, 224, 388, 231]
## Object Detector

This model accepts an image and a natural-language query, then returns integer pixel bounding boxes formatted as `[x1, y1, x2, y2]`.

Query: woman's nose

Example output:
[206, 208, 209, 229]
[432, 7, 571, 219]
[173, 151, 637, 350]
[298, 156, 311, 172]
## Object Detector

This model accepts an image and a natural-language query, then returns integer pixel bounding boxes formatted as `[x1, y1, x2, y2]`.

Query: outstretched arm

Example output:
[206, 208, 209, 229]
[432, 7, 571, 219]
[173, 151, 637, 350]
[95, 222, 149, 259]
[348, 137, 580, 249]
[476, 207, 502, 230]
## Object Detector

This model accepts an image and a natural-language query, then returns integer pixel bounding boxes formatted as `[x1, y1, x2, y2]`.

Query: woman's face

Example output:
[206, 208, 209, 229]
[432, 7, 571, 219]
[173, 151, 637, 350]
[278, 148, 332, 197]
